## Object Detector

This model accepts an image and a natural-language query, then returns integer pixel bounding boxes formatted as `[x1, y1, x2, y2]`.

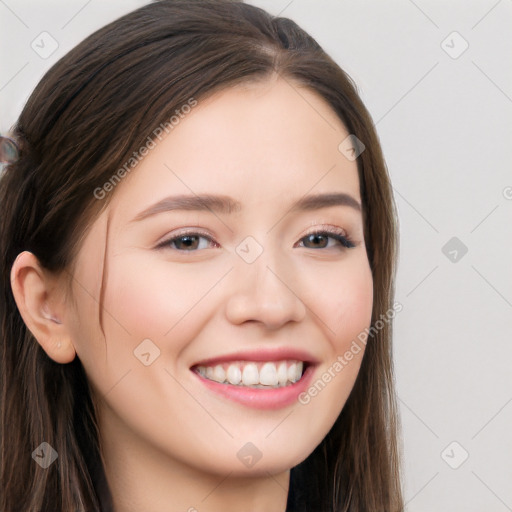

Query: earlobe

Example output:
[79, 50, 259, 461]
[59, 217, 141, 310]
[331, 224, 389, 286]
[10, 251, 76, 364]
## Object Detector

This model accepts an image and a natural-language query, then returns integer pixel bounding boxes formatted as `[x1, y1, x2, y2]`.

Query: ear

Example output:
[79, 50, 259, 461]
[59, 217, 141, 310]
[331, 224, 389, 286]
[10, 251, 76, 364]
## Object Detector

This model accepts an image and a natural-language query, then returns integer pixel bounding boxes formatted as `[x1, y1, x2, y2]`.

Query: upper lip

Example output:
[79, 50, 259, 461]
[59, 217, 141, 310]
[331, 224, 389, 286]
[191, 348, 320, 368]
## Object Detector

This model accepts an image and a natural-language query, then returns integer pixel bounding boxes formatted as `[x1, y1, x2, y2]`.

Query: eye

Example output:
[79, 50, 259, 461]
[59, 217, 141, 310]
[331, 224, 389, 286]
[156, 226, 356, 252]
[156, 230, 218, 251]
[296, 227, 355, 250]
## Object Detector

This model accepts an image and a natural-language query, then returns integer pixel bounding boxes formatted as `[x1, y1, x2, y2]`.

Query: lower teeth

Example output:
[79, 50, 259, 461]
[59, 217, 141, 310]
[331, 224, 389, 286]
[202, 377, 301, 388]
[227, 382, 294, 389]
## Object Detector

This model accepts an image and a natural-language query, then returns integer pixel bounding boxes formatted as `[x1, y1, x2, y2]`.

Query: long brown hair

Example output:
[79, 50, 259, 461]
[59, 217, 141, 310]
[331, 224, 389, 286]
[0, 1, 402, 510]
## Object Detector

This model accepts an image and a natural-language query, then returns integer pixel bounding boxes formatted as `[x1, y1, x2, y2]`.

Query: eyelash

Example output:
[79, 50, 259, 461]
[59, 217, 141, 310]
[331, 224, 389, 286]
[156, 226, 355, 252]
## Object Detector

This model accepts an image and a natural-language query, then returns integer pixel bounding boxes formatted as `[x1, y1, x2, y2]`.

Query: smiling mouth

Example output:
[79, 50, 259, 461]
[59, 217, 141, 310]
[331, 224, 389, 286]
[192, 360, 307, 389]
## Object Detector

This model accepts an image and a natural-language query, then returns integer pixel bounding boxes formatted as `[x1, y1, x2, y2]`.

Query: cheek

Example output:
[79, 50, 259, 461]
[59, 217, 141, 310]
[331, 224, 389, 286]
[101, 255, 229, 356]
[293, 255, 373, 424]
[68, 251, 202, 392]
[108, 257, 180, 335]
[303, 254, 374, 346]
[335, 265, 374, 347]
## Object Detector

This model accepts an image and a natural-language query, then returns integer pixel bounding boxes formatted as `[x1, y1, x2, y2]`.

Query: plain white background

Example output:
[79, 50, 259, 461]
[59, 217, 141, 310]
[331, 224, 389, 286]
[1, 1, 511, 510]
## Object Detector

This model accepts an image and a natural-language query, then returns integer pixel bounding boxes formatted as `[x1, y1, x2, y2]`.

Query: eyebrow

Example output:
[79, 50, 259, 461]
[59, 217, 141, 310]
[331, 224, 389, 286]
[131, 192, 361, 222]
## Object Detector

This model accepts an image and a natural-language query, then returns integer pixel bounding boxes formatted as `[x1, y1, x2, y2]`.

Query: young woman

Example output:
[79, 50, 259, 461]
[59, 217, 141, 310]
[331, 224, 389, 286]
[0, 1, 403, 510]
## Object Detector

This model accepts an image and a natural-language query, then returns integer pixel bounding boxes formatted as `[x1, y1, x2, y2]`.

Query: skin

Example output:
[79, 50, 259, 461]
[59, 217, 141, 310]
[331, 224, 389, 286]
[11, 75, 373, 512]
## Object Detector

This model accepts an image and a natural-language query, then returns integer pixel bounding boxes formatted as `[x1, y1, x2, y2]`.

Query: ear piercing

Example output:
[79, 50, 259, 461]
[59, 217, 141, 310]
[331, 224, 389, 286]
[42, 307, 62, 324]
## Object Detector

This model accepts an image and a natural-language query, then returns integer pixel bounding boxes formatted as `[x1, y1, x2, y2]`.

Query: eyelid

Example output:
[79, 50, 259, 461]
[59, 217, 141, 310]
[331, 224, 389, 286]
[299, 223, 350, 239]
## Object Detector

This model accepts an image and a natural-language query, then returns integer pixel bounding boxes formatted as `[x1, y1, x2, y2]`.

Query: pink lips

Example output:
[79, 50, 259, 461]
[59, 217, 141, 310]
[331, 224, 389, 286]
[190, 348, 318, 410]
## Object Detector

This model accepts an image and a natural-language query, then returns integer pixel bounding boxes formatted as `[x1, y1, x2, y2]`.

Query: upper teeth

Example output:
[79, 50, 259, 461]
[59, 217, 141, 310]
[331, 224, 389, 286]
[195, 360, 304, 388]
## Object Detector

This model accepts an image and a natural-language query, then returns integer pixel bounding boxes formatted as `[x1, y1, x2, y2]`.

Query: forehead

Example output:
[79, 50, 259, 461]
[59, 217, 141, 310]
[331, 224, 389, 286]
[107, 77, 360, 220]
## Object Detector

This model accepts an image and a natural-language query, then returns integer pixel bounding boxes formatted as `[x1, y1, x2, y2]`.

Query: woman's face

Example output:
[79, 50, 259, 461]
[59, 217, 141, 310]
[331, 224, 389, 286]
[65, 76, 373, 476]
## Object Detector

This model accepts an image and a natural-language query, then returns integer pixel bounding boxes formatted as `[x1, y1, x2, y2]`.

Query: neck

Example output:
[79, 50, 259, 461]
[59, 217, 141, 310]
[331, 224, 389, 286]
[98, 407, 290, 512]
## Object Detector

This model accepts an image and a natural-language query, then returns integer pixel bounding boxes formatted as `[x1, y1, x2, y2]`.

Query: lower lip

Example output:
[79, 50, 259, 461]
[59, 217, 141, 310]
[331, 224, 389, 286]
[192, 365, 315, 410]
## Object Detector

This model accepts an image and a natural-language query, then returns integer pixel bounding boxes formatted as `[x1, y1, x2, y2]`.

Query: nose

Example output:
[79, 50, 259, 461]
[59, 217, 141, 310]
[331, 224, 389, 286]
[224, 251, 307, 330]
